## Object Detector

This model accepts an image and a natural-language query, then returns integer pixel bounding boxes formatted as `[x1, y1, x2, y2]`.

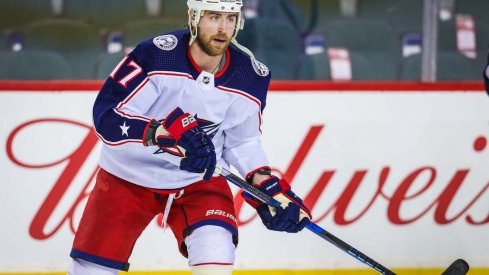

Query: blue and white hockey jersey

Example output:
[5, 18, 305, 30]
[93, 29, 272, 189]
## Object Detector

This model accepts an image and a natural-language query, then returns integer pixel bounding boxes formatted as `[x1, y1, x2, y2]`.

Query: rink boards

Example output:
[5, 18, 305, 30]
[0, 81, 488, 274]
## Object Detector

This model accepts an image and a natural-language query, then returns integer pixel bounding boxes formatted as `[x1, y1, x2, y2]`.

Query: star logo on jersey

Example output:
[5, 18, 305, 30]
[120, 121, 130, 136]
[153, 115, 220, 157]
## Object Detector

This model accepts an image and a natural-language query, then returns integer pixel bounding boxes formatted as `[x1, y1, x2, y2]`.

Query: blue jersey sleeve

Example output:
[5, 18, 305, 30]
[93, 46, 156, 146]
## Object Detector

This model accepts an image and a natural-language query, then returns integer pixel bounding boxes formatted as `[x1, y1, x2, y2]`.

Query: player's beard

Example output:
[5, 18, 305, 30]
[196, 30, 231, 56]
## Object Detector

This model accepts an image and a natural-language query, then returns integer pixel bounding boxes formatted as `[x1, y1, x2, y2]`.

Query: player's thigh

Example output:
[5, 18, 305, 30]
[71, 169, 162, 269]
[168, 176, 238, 257]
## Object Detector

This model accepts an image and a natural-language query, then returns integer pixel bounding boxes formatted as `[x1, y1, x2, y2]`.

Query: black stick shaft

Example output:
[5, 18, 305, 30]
[219, 167, 396, 275]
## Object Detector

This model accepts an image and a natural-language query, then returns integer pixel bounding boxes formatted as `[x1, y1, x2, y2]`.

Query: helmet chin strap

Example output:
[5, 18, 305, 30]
[188, 9, 201, 45]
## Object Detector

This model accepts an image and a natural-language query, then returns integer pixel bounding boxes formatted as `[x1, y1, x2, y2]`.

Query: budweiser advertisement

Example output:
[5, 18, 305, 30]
[1, 82, 488, 273]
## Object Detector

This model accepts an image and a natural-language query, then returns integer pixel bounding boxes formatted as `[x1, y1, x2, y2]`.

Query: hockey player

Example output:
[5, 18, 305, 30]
[68, 0, 311, 274]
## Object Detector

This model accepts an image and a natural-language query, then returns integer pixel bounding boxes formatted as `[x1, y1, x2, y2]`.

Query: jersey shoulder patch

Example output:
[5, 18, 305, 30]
[251, 58, 269, 77]
[153, 34, 178, 51]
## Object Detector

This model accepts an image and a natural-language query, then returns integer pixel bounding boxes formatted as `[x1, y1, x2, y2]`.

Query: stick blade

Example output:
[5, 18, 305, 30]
[441, 259, 469, 275]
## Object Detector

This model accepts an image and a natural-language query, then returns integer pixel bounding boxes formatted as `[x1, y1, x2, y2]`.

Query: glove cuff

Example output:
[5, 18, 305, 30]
[245, 166, 272, 184]
[163, 107, 198, 140]
[143, 119, 161, 146]
[255, 176, 291, 197]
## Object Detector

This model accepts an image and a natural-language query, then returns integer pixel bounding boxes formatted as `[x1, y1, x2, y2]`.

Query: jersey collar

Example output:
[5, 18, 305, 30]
[187, 48, 231, 79]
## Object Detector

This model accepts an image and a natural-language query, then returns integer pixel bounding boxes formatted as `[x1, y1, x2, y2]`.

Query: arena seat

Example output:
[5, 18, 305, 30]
[63, 0, 149, 29]
[160, 0, 189, 22]
[399, 52, 480, 81]
[325, 18, 401, 80]
[475, 21, 489, 53]
[251, 18, 303, 80]
[299, 51, 375, 81]
[256, 0, 305, 32]
[455, 0, 489, 25]
[475, 21, 489, 75]
[124, 19, 186, 48]
[0, 50, 73, 80]
[439, 18, 489, 57]
[236, 18, 259, 52]
[93, 52, 126, 80]
[0, 0, 53, 29]
[23, 18, 102, 79]
[313, 0, 342, 31]
[438, 20, 457, 52]
[358, 0, 423, 32]
[0, 33, 5, 51]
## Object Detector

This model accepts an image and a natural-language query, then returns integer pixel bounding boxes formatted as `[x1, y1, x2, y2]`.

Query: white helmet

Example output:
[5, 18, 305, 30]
[187, 0, 244, 45]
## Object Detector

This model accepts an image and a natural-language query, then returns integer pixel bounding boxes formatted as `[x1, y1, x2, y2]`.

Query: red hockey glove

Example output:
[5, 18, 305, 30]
[144, 107, 216, 181]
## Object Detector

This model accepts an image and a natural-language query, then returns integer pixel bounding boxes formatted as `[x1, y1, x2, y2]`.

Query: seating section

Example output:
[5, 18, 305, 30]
[94, 52, 126, 79]
[299, 51, 375, 81]
[245, 18, 303, 80]
[0, 33, 5, 51]
[325, 18, 400, 80]
[0, 0, 53, 29]
[23, 19, 102, 79]
[63, 0, 150, 30]
[0, 50, 73, 80]
[400, 52, 480, 81]
[358, 0, 423, 35]
[0, 0, 486, 81]
[160, 0, 189, 23]
[455, 0, 489, 25]
[124, 19, 186, 48]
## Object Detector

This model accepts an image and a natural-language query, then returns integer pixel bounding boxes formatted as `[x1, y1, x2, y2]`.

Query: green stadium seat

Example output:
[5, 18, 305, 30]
[358, 0, 423, 32]
[475, 21, 489, 53]
[23, 18, 102, 79]
[299, 51, 375, 81]
[325, 18, 401, 80]
[251, 18, 303, 80]
[0, 50, 73, 80]
[310, 0, 342, 31]
[0, 33, 5, 50]
[256, 0, 305, 32]
[160, 0, 189, 22]
[63, 0, 149, 30]
[438, 20, 457, 52]
[124, 19, 186, 48]
[93, 52, 126, 79]
[0, 0, 53, 29]
[439, 19, 489, 54]
[236, 18, 259, 52]
[357, 0, 395, 18]
[400, 52, 480, 81]
[239, 0, 306, 52]
[456, 0, 489, 25]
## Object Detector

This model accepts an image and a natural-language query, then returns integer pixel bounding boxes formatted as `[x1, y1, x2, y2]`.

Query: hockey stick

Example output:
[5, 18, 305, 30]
[154, 129, 466, 274]
[442, 259, 469, 275]
[219, 167, 470, 275]
[215, 166, 396, 275]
